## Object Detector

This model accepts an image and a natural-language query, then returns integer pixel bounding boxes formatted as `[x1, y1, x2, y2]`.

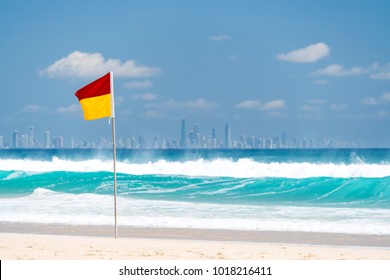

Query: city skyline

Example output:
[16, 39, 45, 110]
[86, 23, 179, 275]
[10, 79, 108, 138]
[1, 1, 390, 147]
[0, 119, 362, 150]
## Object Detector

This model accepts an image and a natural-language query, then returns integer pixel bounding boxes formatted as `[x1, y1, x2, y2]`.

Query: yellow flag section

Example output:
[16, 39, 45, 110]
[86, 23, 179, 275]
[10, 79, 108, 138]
[75, 72, 112, 120]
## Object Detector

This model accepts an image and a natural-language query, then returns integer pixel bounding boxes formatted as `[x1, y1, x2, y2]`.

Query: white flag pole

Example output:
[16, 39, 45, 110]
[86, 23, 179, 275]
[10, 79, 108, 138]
[110, 71, 118, 239]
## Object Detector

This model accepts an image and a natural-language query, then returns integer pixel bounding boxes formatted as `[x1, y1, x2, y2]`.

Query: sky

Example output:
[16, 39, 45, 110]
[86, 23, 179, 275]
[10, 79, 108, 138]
[1, 0, 390, 147]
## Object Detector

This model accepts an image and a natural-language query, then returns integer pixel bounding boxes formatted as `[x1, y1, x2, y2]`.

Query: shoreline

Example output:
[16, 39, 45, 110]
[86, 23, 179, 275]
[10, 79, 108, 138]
[1, 222, 390, 260]
[2, 222, 390, 247]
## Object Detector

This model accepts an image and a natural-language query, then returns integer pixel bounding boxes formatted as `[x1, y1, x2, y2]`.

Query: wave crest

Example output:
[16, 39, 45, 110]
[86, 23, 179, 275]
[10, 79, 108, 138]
[1, 157, 390, 178]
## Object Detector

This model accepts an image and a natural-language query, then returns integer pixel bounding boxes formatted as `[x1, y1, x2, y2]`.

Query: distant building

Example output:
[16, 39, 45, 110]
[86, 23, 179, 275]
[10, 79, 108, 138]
[193, 123, 200, 147]
[44, 130, 51, 148]
[225, 122, 231, 149]
[180, 118, 186, 148]
[152, 135, 159, 149]
[12, 130, 19, 148]
[138, 135, 147, 149]
[281, 132, 287, 148]
[5, 123, 364, 150]
[54, 136, 64, 148]
[212, 127, 216, 140]
[29, 126, 34, 148]
[211, 128, 217, 148]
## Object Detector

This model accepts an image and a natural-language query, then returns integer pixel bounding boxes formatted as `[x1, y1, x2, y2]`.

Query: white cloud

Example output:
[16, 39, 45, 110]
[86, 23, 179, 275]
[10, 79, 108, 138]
[367, 62, 390, 80]
[361, 92, 390, 105]
[361, 97, 380, 105]
[165, 98, 219, 110]
[183, 98, 219, 110]
[370, 72, 390, 80]
[209, 35, 231, 41]
[22, 104, 48, 113]
[142, 110, 162, 118]
[262, 99, 286, 111]
[57, 104, 81, 113]
[381, 92, 390, 102]
[41, 51, 160, 79]
[312, 64, 364, 76]
[300, 104, 320, 112]
[131, 93, 158, 101]
[123, 80, 153, 89]
[331, 103, 348, 111]
[300, 99, 326, 113]
[277, 42, 330, 63]
[310, 62, 390, 80]
[377, 110, 388, 117]
[236, 100, 261, 109]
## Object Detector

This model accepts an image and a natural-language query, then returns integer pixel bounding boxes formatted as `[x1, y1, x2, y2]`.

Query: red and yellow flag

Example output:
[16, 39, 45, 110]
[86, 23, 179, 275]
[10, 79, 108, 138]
[75, 72, 112, 120]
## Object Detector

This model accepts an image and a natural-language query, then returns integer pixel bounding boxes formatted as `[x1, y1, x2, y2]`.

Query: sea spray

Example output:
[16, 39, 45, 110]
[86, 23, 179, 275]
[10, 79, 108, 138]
[1, 157, 390, 178]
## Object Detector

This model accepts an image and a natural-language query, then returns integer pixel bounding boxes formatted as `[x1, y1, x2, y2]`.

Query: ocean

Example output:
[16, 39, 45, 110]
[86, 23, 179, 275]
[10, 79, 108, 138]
[1, 148, 390, 235]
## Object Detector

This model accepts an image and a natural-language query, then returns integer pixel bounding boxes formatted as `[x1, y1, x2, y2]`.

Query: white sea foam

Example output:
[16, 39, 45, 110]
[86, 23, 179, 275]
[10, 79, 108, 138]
[2, 171, 29, 180]
[1, 157, 390, 178]
[1, 188, 390, 235]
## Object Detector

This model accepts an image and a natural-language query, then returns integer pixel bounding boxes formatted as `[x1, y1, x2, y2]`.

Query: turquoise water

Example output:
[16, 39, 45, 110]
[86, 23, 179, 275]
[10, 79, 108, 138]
[1, 149, 390, 234]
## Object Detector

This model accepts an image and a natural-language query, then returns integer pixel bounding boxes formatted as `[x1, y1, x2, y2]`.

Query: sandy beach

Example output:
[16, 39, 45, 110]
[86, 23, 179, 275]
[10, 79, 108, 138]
[1, 222, 390, 260]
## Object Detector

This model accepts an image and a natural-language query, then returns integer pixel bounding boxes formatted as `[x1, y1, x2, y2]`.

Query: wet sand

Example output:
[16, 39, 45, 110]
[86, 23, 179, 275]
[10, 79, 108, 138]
[1, 222, 390, 259]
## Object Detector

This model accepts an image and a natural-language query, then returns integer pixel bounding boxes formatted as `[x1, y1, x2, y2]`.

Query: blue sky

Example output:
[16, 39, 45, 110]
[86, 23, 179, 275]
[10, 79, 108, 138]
[1, 0, 390, 147]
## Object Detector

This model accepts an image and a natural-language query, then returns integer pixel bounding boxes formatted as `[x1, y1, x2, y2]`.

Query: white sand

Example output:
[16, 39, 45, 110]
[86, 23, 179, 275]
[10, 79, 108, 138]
[1, 233, 390, 260]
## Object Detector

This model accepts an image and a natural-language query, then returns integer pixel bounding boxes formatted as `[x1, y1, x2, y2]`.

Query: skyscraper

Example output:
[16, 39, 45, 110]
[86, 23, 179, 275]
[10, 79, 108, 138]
[29, 126, 34, 148]
[212, 127, 216, 140]
[180, 118, 186, 148]
[12, 130, 19, 148]
[281, 132, 287, 148]
[193, 123, 200, 147]
[54, 136, 64, 148]
[225, 122, 231, 149]
[44, 130, 51, 148]
[211, 128, 217, 149]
